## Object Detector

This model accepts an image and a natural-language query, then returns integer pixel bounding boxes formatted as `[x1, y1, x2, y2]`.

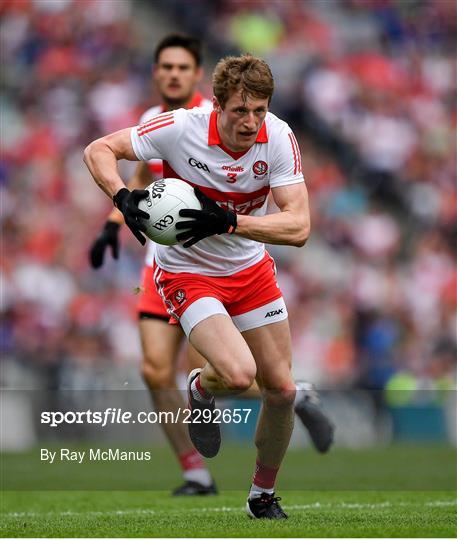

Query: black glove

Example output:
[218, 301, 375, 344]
[176, 187, 237, 248]
[89, 221, 121, 269]
[113, 188, 149, 245]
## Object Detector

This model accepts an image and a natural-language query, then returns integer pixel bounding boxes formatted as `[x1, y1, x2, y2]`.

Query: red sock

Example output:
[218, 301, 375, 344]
[178, 449, 205, 472]
[252, 459, 279, 490]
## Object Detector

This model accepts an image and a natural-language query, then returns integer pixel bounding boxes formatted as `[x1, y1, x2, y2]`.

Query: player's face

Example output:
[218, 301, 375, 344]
[154, 47, 202, 107]
[216, 90, 269, 152]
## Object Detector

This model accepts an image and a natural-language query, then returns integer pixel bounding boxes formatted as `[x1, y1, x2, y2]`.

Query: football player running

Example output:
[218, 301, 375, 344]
[86, 51, 334, 513]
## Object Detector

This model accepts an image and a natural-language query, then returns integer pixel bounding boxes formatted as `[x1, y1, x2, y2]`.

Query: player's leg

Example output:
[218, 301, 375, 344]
[156, 268, 257, 398]
[236, 379, 334, 453]
[188, 336, 257, 395]
[294, 381, 334, 453]
[139, 317, 216, 494]
[189, 313, 257, 395]
[184, 309, 257, 458]
[220, 254, 294, 518]
[201, 338, 334, 453]
[154, 262, 270, 458]
[138, 267, 215, 495]
[186, 342, 206, 371]
[226, 253, 334, 452]
[243, 319, 295, 468]
[183, 307, 332, 464]
[139, 316, 188, 452]
[240, 319, 295, 520]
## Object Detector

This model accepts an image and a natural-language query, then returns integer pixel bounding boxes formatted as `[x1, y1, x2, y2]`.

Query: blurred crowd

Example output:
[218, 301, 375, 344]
[1, 0, 455, 400]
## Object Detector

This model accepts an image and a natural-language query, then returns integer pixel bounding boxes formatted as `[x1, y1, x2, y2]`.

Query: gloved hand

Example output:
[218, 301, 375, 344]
[89, 221, 121, 268]
[176, 187, 237, 248]
[113, 188, 149, 245]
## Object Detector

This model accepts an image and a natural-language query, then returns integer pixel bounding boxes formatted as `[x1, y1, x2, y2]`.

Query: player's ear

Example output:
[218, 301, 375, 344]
[213, 97, 222, 113]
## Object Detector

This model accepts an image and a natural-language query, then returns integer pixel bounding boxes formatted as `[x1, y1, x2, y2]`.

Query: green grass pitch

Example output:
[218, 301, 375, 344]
[1, 444, 456, 537]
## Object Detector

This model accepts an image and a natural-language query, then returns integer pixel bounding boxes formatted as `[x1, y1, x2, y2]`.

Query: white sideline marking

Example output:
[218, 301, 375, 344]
[3, 499, 456, 519]
[426, 500, 457, 507]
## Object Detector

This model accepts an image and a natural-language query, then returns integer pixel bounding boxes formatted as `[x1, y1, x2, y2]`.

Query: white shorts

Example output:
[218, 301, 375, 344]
[180, 296, 288, 336]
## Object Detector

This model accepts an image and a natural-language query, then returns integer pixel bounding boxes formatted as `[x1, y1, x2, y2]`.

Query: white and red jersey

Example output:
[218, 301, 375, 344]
[138, 93, 212, 266]
[131, 107, 304, 276]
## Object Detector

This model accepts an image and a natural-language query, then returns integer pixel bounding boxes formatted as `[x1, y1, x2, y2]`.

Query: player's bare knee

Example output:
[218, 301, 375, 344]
[262, 384, 296, 408]
[225, 366, 256, 392]
[141, 360, 173, 390]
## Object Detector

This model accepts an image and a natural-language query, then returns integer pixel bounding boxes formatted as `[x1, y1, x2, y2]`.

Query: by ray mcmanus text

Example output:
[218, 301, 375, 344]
[40, 448, 152, 464]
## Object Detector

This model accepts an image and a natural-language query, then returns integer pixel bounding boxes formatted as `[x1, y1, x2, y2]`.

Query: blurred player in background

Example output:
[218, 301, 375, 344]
[88, 36, 334, 498]
[89, 34, 216, 496]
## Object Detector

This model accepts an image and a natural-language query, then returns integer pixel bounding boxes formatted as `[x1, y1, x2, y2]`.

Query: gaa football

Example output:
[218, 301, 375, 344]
[138, 178, 201, 245]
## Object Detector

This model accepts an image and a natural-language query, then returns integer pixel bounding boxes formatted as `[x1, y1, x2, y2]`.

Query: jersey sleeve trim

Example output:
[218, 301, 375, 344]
[269, 174, 304, 188]
[130, 109, 185, 162]
[137, 112, 175, 136]
[130, 127, 143, 160]
[288, 132, 302, 175]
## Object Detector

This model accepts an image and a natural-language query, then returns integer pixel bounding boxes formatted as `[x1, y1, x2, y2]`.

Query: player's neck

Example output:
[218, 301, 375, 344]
[162, 93, 197, 112]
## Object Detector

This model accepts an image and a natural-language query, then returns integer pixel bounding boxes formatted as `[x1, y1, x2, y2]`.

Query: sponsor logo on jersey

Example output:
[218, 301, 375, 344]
[264, 308, 284, 318]
[252, 160, 268, 177]
[222, 165, 244, 172]
[160, 166, 270, 216]
[188, 157, 210, 172]
[153, 214, 174, 230]
[218, 195, 268, 215]
[174, 289, 186, 305]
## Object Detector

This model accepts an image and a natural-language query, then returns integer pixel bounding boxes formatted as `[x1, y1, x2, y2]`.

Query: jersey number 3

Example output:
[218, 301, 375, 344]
[226, 172, 237, 184]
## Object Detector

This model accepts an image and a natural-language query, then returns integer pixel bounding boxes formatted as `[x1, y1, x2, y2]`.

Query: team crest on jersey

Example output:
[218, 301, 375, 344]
[252, 160, 268, 177]
[174, 289, 186, 305]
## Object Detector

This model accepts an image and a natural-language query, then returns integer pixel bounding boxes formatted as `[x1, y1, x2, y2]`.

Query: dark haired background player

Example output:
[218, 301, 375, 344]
[89, 37, 334, 499]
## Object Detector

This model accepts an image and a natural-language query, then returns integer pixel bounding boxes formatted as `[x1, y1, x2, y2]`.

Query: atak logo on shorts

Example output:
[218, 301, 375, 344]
[252, 160, 268, 176]
[174, 289, 186, 305]
[188, 157, 210, 172]
[153, 214, 174, 230]
[264, 308, 284, 318]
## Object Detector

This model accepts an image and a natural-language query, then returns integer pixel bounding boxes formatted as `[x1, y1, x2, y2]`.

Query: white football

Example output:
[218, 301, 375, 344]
[138, 178, 201, 246]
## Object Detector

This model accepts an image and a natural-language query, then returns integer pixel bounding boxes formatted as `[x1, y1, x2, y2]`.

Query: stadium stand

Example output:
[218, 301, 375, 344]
[1, 0, 455, 442]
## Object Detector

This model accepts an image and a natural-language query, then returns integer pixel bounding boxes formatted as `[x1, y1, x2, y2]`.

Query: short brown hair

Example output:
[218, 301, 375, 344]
[212, 54, 274, 108]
